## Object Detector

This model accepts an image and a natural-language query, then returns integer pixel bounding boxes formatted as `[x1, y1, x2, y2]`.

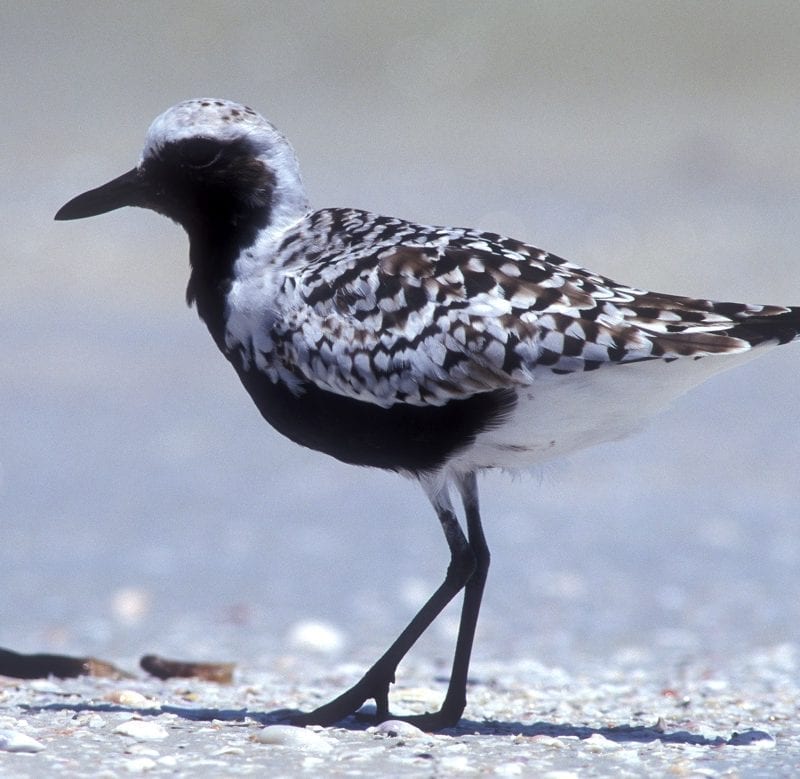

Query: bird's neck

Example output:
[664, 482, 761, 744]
[186, 229, 241, 353]
[184, 201, 311, 355]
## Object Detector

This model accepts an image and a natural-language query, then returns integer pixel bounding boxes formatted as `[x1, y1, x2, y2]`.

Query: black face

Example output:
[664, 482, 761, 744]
[142, 137, 276, 235]
[56, 136, 276, 241]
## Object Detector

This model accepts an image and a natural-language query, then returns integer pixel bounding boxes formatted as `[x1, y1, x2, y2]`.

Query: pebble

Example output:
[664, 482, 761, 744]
[212, 745, 246, 756]
[439, 754, 473, 771]
[113, 720, 170, 740]
[286, 619, 346, 654]
[123, 756, 157, 773]
[254, 724, 334, 752]
[106, 690, 157, 708]
[371, 720, 426, 738]
[29, 679, 63, 694]
[529, 735, 567, 749]
[0, 728, 46, 753]
[582, 733, 620, 752]
[126, 744, 159, 757]
[494, 762, 526, 775]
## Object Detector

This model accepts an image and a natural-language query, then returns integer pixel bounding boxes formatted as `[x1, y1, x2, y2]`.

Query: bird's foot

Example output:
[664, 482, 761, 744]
[289, 671, 393, 727]
[291, 688, 464, 732]
[383, 707, 462, 731]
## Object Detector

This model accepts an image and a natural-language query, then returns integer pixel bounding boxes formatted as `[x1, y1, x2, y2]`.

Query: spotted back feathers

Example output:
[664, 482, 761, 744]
[224, 208, 800, 407]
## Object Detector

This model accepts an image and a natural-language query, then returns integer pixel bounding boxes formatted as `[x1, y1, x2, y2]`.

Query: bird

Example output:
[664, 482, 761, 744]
[55, 98, 800, 730]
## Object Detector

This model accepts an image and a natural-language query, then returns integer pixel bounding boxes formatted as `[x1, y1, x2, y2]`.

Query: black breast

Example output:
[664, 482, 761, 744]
[234, 366, 517, 474]
[186, 213, 517, 474]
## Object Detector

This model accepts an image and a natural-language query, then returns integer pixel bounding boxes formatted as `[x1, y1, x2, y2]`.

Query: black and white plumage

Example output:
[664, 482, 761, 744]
[56, 98, 800, 729]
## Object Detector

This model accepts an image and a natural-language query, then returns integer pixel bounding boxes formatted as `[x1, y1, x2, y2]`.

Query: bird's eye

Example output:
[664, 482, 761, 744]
[179, 137, 222, 169]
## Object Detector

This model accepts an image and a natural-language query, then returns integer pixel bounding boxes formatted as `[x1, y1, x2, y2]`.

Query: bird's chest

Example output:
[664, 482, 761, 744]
[220, 274, 312, 392]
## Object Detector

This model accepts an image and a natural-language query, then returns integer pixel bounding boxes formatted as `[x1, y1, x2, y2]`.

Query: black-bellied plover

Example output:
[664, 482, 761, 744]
[56, 98, 800, 730]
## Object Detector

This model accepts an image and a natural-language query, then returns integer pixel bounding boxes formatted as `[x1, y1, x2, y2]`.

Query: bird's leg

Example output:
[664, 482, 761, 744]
[400, 472, 489, 730]
[291, 486, 476, 727]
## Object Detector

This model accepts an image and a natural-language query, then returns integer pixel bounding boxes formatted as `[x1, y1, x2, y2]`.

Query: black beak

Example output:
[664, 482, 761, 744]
[55, 167, 145, 221]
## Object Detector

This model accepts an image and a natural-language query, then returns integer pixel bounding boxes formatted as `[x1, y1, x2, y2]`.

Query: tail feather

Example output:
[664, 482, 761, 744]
[725, 306, 800, 347]
[625, 293, 800, 357]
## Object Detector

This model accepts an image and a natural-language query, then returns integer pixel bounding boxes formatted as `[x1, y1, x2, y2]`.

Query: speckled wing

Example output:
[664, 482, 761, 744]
[276, 215, 800, 407]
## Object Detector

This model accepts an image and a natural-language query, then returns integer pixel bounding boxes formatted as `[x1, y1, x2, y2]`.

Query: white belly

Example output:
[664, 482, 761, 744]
[445, 348, 771, 475]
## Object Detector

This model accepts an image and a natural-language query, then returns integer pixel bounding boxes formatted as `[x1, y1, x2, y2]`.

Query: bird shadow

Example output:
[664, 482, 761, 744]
[16, 701, 771, 747]
[438, 717, 772, 747]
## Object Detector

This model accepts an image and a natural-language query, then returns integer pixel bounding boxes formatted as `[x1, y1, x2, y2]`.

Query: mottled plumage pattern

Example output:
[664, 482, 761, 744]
[227, 206, 797, 408]
[55, 98, 800, 731]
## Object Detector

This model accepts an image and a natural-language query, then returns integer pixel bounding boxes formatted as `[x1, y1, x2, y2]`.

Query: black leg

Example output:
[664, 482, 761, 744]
[291, 485, 477, 727]
[401, 472, 489, 729]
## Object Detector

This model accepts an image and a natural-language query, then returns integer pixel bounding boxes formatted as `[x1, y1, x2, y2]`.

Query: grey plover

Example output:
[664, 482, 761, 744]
[56, 98, 800, 730]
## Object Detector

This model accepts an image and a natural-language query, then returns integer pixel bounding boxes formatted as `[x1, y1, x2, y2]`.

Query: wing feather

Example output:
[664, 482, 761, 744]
[258, 210, 799, 406]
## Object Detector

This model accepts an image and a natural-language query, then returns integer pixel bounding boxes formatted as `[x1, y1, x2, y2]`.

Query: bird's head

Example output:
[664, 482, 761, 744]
[55, 98, 309, 241]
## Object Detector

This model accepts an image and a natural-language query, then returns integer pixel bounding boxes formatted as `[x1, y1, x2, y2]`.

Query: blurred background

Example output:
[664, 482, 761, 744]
[2, 2, 799, 676]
